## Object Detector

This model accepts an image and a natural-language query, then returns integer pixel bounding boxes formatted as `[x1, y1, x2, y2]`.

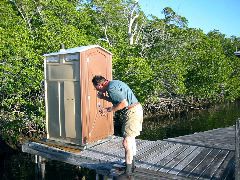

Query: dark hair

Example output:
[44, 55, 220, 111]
[92, 75, 106, 86]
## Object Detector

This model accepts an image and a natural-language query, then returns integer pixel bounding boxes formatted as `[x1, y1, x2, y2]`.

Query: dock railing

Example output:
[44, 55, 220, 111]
[236, 118, 240, 180]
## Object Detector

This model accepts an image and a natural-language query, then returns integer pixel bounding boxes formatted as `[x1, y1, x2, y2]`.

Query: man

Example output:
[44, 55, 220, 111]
[92, 75, 143, 175]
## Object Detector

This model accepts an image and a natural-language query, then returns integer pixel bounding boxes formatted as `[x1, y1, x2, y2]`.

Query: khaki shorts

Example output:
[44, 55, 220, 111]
[122, 104, 143, 137]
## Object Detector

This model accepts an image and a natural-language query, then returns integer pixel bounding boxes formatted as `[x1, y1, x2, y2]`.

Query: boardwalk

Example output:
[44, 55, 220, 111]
[22, 126, 235, 179]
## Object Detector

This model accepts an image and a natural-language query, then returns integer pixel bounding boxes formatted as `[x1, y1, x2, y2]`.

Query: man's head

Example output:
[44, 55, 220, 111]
[92, 75, 108, 91]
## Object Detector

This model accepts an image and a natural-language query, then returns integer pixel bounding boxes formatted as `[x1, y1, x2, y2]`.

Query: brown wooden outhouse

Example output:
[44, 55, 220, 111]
[43, 45, 113, 146]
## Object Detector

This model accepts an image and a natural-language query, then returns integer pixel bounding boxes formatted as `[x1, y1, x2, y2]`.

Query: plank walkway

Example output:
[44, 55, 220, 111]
[22, 126, 236, 179]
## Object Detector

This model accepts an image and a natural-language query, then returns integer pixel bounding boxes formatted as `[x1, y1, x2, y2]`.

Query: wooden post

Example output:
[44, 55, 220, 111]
[235, 118, 240, 180]
[35, 155, 46, 180]
[40, 156, 46, 180]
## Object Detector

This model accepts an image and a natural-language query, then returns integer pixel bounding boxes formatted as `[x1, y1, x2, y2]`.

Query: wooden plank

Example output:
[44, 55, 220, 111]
[79, 137, 123, 160]
[138, 143, 176, 168]
[94, 144, 124, 163]
[165, 138, 234, 150]
[198, 150, 230, 179]
[187, 149, 220, 179]
[89, 136, 122, 151]
[158, 145, 197, 173]
[133, 168, 192, 180]
[91, 138, 123, 161]
[136, 140, 160, 156]
[99, 139, 156, 163]
[139, 143, 182, 169]
[148, 145, 190, 171]
[138, 142, 173, 160]
[136, 141, 169, 160]
[211, 151, 234, 180]
[136, 138, 152, 147]
[177, 147, 212, 177]
[81, 146, 122, 163]
[83, 138, 153, 163]
[168, 146, 204, 175]
[107, 139, 157, 163]
[103, 145, 124, 161]
[79, 149, 108, 160]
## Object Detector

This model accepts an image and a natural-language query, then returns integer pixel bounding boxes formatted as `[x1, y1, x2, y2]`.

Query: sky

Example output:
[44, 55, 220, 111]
[138, 0, 240, 37]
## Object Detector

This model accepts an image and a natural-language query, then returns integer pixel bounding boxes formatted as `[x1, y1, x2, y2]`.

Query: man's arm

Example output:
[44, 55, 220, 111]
[107, 99, 128, 112]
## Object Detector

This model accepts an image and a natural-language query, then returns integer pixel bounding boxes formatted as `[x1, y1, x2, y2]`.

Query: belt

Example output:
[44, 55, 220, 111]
[127, 102, 140, 110]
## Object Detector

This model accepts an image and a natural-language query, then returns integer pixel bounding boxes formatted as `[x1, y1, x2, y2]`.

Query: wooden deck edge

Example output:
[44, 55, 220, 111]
[22, 142, 112, 173]
[163, 139, 235, 151]
[22, 141, 191, 179]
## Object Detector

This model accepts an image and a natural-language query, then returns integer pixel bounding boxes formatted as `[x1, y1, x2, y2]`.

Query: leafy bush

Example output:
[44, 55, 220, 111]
[0, 0, 240, 146]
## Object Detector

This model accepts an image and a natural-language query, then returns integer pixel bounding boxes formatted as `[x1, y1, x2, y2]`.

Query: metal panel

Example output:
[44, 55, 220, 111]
[47, 62, 80, 81]
[59, 81, 65, 138]
[64, 81, 81, 139]
[64, 81, 76, 138]
[47, 81, 60, 138]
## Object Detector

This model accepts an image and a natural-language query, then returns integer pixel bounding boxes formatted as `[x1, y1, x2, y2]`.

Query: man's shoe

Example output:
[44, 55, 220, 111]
[125, 164, 133, 175]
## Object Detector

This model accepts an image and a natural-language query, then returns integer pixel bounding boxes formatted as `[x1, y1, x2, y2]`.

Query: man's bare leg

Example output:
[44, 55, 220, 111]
[123, 136, 134, 164]
[123, 136, 135, 174]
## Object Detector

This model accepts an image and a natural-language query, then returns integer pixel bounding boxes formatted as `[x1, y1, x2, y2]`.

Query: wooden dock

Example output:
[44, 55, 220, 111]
[22, 126, 236, 179]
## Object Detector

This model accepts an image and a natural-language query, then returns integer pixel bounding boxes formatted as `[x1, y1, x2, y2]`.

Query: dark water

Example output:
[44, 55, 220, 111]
[1, 101, 240, 180]
[139, 100, 240, 141]
[0, 153, 95, 180]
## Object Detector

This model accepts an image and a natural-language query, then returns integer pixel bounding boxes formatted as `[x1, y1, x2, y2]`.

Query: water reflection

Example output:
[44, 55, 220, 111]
[139, 101, 240, 141]
[0, 153, 96, 180]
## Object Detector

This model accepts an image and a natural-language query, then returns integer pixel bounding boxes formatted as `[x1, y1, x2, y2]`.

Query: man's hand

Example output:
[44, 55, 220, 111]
[98, 107, 107, 116]
[98, 106, 113, 116]
[106, 107, 113, 112]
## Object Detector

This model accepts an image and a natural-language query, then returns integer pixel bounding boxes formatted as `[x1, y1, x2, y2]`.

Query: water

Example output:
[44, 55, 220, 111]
[1, 101, 240, 179]
[139, 100, 240, 141]
[0, 153, 95, 180]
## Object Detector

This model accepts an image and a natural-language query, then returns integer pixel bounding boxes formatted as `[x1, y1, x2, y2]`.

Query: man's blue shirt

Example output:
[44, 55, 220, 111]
[107, 80, 138, 106]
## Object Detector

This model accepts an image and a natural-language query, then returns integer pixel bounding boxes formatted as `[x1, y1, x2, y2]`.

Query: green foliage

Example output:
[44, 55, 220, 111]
[1, 0, 240, 145]
[114, 54, 154, 103]
[183, 31, 230, 99]
[162, 7, 188, 28]
[0, 0, 45, 144]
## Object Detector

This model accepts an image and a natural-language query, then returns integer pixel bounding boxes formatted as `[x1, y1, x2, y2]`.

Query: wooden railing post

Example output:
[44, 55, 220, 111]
[35, 155, 46, 180]
[236, 118, 240, 180]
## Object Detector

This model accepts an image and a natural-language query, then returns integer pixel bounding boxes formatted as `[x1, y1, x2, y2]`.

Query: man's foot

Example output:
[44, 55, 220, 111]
[125, 163, 133, 175]
[113, 158, 136, 174]
[131, 156, 137, 172]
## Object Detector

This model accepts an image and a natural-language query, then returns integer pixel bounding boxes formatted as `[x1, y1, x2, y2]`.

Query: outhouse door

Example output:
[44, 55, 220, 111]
[81, 49, 113, 144]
